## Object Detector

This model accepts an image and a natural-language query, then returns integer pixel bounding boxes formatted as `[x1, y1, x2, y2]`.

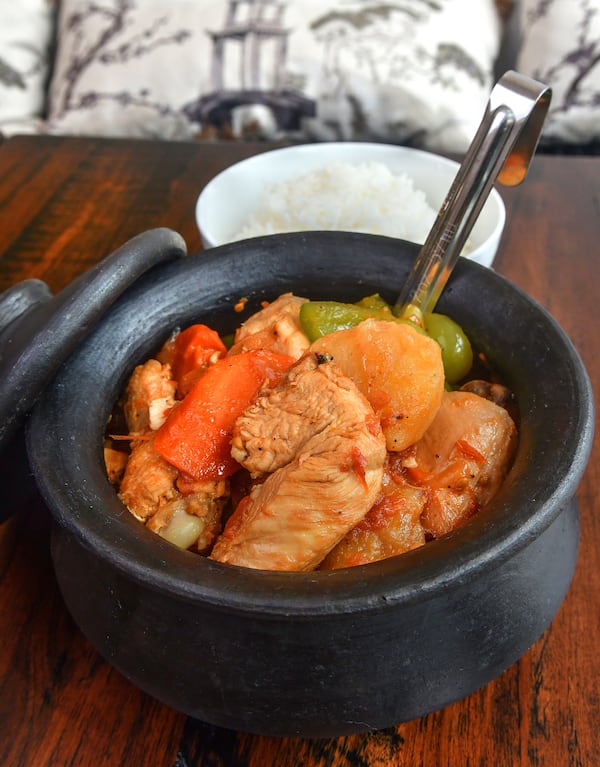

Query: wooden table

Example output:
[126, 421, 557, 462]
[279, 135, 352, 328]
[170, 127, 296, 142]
[0, 135, 598, 767]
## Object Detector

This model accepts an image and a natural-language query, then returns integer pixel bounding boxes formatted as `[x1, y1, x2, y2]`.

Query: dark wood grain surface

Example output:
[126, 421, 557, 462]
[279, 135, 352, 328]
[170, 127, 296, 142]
[0, 135, 598, 767]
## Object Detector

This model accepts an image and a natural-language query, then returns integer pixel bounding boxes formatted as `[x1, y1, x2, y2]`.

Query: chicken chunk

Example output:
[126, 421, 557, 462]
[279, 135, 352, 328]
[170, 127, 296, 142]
[119, 438, 179, 521]
[229, 293, 310, 359]
[123, 358, 177, 434]
[409, 390, 517, 538]
[118, 437, 229, 550]
[311, 319, 445, 452]
[210, 352, 386, 571]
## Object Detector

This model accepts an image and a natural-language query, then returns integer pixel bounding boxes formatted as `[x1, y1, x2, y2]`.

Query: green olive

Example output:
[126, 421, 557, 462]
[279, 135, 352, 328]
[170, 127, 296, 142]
[424, 312, 473, 384]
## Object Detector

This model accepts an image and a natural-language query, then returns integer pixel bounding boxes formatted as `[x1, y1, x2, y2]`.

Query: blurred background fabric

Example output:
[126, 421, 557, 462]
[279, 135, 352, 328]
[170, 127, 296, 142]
[1, 0, 598, 154]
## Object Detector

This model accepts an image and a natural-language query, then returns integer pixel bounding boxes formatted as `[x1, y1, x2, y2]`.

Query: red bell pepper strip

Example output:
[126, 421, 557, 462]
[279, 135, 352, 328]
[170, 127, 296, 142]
[171, 324, 227, 396]
[154, 349, 294, 479]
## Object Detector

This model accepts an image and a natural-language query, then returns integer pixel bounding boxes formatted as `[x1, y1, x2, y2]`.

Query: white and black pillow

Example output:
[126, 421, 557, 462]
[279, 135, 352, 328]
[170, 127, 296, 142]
[46, 0, 504, 153]
[0, 1, 56, 137]
[517, 0, 600, 148]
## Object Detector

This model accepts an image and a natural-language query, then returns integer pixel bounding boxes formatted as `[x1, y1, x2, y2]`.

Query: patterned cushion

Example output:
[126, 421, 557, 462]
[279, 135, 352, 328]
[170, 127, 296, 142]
[46, 0, 504, 153]
[517, 0, 600, 147]
[0, 1, 56, 136]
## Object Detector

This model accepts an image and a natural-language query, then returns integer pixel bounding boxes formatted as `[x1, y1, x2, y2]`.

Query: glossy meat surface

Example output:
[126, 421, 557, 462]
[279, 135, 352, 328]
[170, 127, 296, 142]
[211, 353, 386, 571]
[110, 295, 517, 569]
[119, 438, 179, 522]
[123, 358, 177, 434]
[114, 354, 230, 551]
[229, 292, 310, 359]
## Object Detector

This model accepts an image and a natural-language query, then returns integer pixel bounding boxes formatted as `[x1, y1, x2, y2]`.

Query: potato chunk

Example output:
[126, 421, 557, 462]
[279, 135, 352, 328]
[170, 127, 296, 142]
[311, 319, 444, 451]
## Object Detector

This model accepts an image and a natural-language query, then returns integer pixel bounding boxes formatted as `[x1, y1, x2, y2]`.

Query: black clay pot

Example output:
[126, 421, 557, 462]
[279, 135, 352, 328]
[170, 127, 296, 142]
[26, 231, 594, 738]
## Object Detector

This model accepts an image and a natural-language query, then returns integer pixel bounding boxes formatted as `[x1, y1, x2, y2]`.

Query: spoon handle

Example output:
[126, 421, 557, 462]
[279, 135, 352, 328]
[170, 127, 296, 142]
[394, 70, 551, 321]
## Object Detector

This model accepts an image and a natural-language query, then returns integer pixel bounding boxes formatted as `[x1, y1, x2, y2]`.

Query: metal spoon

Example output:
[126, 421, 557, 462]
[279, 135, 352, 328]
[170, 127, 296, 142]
[394, 70, 552, 322]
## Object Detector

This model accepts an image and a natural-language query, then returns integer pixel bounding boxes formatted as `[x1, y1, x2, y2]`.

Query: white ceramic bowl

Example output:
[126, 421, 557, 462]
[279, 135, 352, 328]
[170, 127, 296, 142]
[196, 142, 506, 268]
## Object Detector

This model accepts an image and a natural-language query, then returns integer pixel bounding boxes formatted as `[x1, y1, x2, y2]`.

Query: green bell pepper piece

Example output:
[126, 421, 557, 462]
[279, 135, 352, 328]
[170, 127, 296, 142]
[299, 296, 473, 384]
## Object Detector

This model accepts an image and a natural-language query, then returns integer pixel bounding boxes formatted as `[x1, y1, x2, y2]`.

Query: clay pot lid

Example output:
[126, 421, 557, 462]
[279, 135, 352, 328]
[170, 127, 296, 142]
[0, 228, 187, 452]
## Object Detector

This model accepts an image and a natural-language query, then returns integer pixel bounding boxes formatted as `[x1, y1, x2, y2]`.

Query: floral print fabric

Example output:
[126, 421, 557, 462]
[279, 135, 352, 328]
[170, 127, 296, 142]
[44, 0, 502, 153]
[517, 0, 600, 146]
[0, 1, 56, 136]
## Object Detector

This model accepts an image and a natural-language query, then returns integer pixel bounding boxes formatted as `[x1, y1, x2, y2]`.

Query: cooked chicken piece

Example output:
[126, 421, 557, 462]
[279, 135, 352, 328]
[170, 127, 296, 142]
[311, 319, 445, 452]
[123, 358, 177, 434]
[409, 390, 517, 538]
[210, 352, 386, 571]
[119, 438, 229, 550]
[321, 469, 427, 569]
[119, 438, 179, 521]
[228, 293, 310, 359]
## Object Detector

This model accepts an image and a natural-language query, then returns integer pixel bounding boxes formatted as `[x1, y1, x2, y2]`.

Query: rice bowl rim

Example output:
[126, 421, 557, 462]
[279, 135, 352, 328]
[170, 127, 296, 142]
[196, 142, 506, 266]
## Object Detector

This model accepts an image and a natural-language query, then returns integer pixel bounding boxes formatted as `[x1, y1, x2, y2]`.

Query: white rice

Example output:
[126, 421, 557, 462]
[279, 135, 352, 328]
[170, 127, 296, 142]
[232, 161, 439, 244]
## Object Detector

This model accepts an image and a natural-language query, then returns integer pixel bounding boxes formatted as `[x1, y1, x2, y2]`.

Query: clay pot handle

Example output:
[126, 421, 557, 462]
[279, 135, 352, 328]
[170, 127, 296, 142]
[0, 228, 187, 452]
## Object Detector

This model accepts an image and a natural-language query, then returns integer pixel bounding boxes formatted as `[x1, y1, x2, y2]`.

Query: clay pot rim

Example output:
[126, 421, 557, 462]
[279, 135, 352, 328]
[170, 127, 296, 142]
[27, 231, 594, 618]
